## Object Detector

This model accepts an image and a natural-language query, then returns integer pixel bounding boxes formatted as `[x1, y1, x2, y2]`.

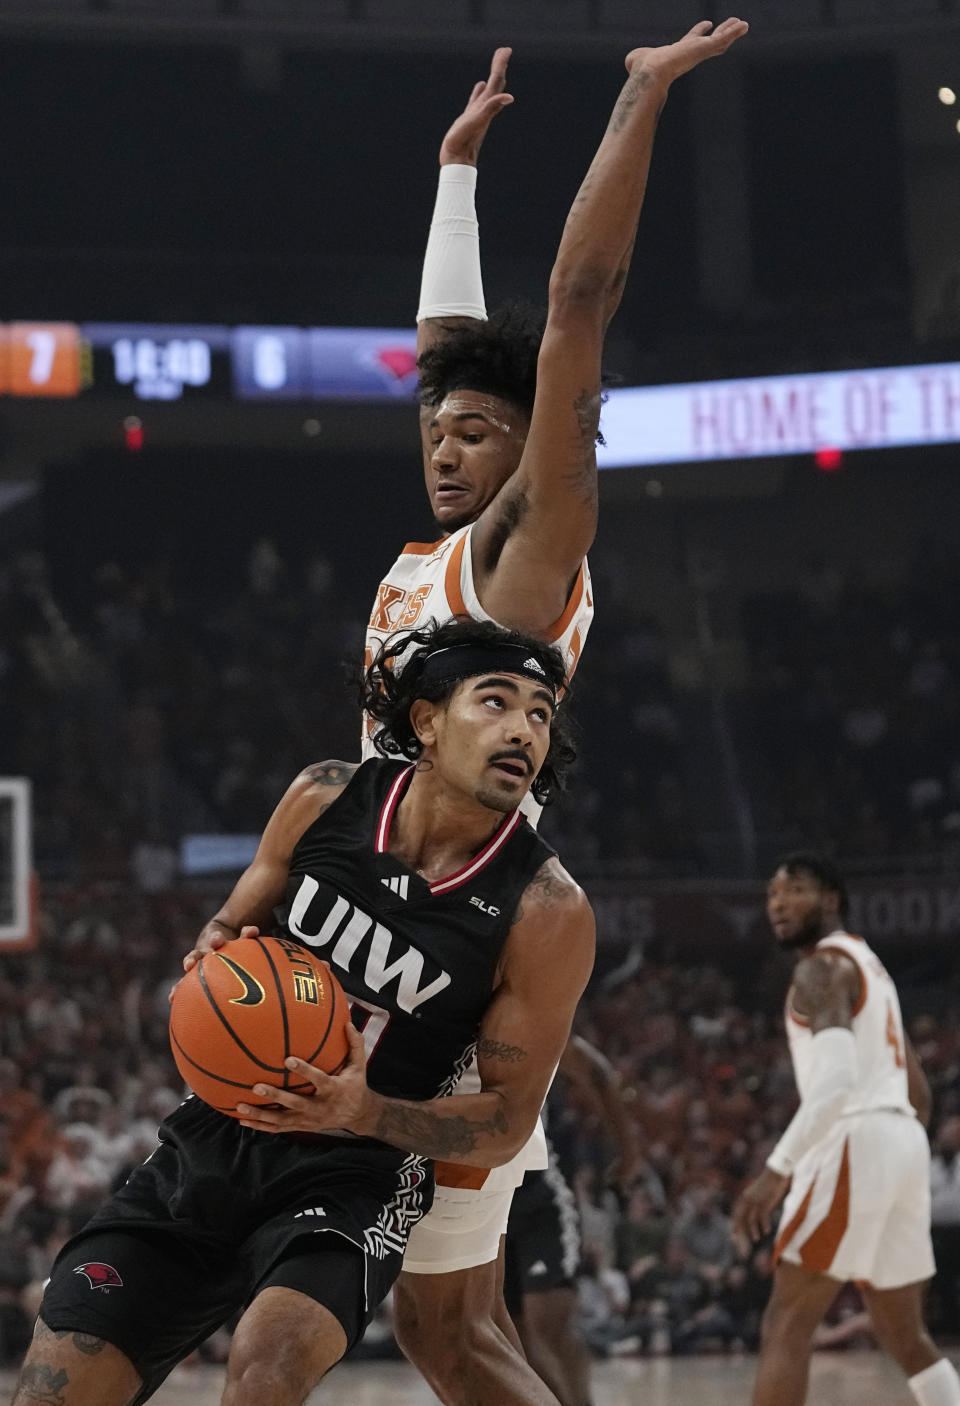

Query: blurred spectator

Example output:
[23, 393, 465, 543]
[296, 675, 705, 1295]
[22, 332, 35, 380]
[44, 1125, 113, 1214]
[674, 1183, 733, 1283]
[616, 1187, 670, 1286]
[931, 1116, 960, 1335]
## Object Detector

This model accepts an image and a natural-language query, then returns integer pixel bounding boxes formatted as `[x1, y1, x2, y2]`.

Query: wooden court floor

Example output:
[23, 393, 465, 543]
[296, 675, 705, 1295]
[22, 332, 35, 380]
[5, 1351, 957, 1404]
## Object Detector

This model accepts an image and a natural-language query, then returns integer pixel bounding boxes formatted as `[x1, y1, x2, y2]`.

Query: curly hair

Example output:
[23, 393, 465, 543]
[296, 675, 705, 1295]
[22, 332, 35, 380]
[417, 301, 616, 446]
[774, 850, 850, 924]
[360, 617, 577, 806]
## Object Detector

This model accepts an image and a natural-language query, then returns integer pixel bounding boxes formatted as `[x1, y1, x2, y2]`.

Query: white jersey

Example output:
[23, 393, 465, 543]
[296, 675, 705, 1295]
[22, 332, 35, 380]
[362, 521, 593, 761]
[360, 521, 593, 1246]
[785, 929, 913, 1118]
[777, 929, 933, 1288]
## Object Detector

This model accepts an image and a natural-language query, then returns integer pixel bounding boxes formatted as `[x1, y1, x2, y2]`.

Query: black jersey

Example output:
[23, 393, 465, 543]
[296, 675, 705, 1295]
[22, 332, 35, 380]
[275, 758, 555, 1103]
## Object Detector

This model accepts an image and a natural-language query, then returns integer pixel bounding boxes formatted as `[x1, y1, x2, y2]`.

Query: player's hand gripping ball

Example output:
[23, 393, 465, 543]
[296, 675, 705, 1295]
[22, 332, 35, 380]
[169, 935, 350, 1117]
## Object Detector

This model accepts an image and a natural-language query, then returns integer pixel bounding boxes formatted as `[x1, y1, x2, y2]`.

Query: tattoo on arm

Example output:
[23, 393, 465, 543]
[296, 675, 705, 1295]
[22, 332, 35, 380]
[476, 1035, 528, 1064]
[303, 761, 356, 818]
[794, 954, 857, 1031]
[563, 388, 601, 503]
[610, 69, 661, 133]
[512, 861, 575, 924]
[481, 486, 529, 574]
[305, 761, 355, 787]
[374, 1102, 509, 1160]
[531, 863, 577, 907]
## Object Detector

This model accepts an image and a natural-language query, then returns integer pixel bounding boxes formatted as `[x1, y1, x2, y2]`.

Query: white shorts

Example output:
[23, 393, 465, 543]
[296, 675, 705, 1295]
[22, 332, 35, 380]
[402, 1120, 548, 1276]
[775, 1109, 935, 1290]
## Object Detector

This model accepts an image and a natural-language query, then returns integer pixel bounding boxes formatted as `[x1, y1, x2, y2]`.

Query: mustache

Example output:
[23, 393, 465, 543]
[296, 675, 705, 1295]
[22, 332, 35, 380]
[488, 749, 534, 776]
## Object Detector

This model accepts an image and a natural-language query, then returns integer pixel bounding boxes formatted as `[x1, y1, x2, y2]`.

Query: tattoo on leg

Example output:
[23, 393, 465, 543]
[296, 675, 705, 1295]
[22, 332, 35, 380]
[72, 1334, 108, 1357]
[15, 1363, 69, 1406]
[34, 1322, 109, 1357]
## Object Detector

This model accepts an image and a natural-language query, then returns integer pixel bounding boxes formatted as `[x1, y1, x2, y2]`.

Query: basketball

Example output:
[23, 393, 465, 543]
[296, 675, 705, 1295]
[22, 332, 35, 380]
[169, 934, 351, 1117]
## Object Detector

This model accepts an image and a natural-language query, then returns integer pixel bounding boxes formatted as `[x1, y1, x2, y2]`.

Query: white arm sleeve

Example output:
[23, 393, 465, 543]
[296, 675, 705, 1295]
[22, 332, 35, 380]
[416, 164, 487, 322]
[766, 1027, 857, 1177]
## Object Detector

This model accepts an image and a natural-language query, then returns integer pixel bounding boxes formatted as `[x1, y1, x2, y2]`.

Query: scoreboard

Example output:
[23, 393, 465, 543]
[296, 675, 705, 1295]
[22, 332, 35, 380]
[7, 320, 960, 468]
[0, 321, 419, 402]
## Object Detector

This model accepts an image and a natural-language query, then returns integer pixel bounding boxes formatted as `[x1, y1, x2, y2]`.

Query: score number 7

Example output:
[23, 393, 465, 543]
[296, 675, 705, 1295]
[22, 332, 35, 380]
[348, 997, 392, 1060]
[26, 331, 57, 386]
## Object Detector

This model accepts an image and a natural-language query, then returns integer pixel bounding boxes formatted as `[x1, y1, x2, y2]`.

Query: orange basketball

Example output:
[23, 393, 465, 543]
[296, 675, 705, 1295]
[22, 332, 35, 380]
[169, 934, 350, 1118]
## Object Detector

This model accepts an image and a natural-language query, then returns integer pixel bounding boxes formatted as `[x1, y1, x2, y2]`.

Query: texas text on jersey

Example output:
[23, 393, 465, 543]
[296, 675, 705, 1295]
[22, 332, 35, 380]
[362, 523, 594, 759]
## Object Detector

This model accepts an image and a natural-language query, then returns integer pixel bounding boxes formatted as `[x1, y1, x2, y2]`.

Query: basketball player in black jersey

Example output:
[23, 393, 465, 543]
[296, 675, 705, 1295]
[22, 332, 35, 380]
[10, 620, 594, 1406]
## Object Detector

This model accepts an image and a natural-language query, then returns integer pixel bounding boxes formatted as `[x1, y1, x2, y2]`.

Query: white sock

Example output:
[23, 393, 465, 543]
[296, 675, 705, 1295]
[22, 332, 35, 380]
[909, 1358, 960, 1406]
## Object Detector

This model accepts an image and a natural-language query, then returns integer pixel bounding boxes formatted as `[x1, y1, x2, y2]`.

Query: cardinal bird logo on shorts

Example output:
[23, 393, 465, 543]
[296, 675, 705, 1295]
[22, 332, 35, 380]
[74, 1262, 124, 1290]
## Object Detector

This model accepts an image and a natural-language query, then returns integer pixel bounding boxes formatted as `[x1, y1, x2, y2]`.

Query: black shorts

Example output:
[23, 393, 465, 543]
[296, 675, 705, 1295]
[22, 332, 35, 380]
[40, 1096, 432, 1401]
[503, 1161, 581, 1315]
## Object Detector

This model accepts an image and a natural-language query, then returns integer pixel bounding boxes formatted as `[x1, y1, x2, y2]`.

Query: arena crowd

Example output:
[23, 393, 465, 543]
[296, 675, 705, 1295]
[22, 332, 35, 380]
[3, 531, 960, 1364]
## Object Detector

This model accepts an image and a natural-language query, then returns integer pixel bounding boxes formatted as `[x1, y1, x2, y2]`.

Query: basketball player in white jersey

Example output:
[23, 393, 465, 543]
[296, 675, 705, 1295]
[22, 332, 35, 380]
[368, 20, 749, 1406]
[733, 852, 960, 1406]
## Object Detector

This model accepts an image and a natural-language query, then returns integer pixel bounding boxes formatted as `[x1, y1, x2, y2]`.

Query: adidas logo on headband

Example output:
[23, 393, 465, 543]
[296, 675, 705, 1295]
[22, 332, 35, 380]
[417, 641, 559, 696]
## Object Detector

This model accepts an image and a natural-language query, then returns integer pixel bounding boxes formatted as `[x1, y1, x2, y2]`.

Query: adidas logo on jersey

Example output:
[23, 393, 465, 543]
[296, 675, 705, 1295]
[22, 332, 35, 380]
[529, 1260, 549, 1275]
[523, 656, 546, 676]
[381, 875, 410, 900]
[294, 1207, 327, 1219]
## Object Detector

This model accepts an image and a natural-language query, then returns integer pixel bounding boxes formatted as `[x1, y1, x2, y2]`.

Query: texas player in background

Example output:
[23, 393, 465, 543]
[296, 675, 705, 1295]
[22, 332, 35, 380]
[733, 852, 960, 1406]
[368, 21, 750, 1406]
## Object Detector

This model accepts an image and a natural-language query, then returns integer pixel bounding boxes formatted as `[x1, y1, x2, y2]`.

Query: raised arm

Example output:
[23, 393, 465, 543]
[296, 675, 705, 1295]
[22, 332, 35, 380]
[473, 19, 748, 631]
[237, 858, 596, 1166]
[180, 761, 355, 973]
[416, 47, 513, 359]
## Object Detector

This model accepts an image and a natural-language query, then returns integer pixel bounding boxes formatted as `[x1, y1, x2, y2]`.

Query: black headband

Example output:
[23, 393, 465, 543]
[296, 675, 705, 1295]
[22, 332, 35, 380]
[418, 643, 558, 699]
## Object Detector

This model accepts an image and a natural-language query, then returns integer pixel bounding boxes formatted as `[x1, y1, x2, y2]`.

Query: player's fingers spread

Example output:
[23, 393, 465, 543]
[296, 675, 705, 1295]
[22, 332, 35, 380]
[237, 1109, 286, 1131]
[483, 94, 514, 118]
[252, 1081, 308, 1106]
[285, 1055, 330, 1088]
[689, 20, 714, 36]
[715, 18, 749, 46]
[469, 80, 485, 103]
